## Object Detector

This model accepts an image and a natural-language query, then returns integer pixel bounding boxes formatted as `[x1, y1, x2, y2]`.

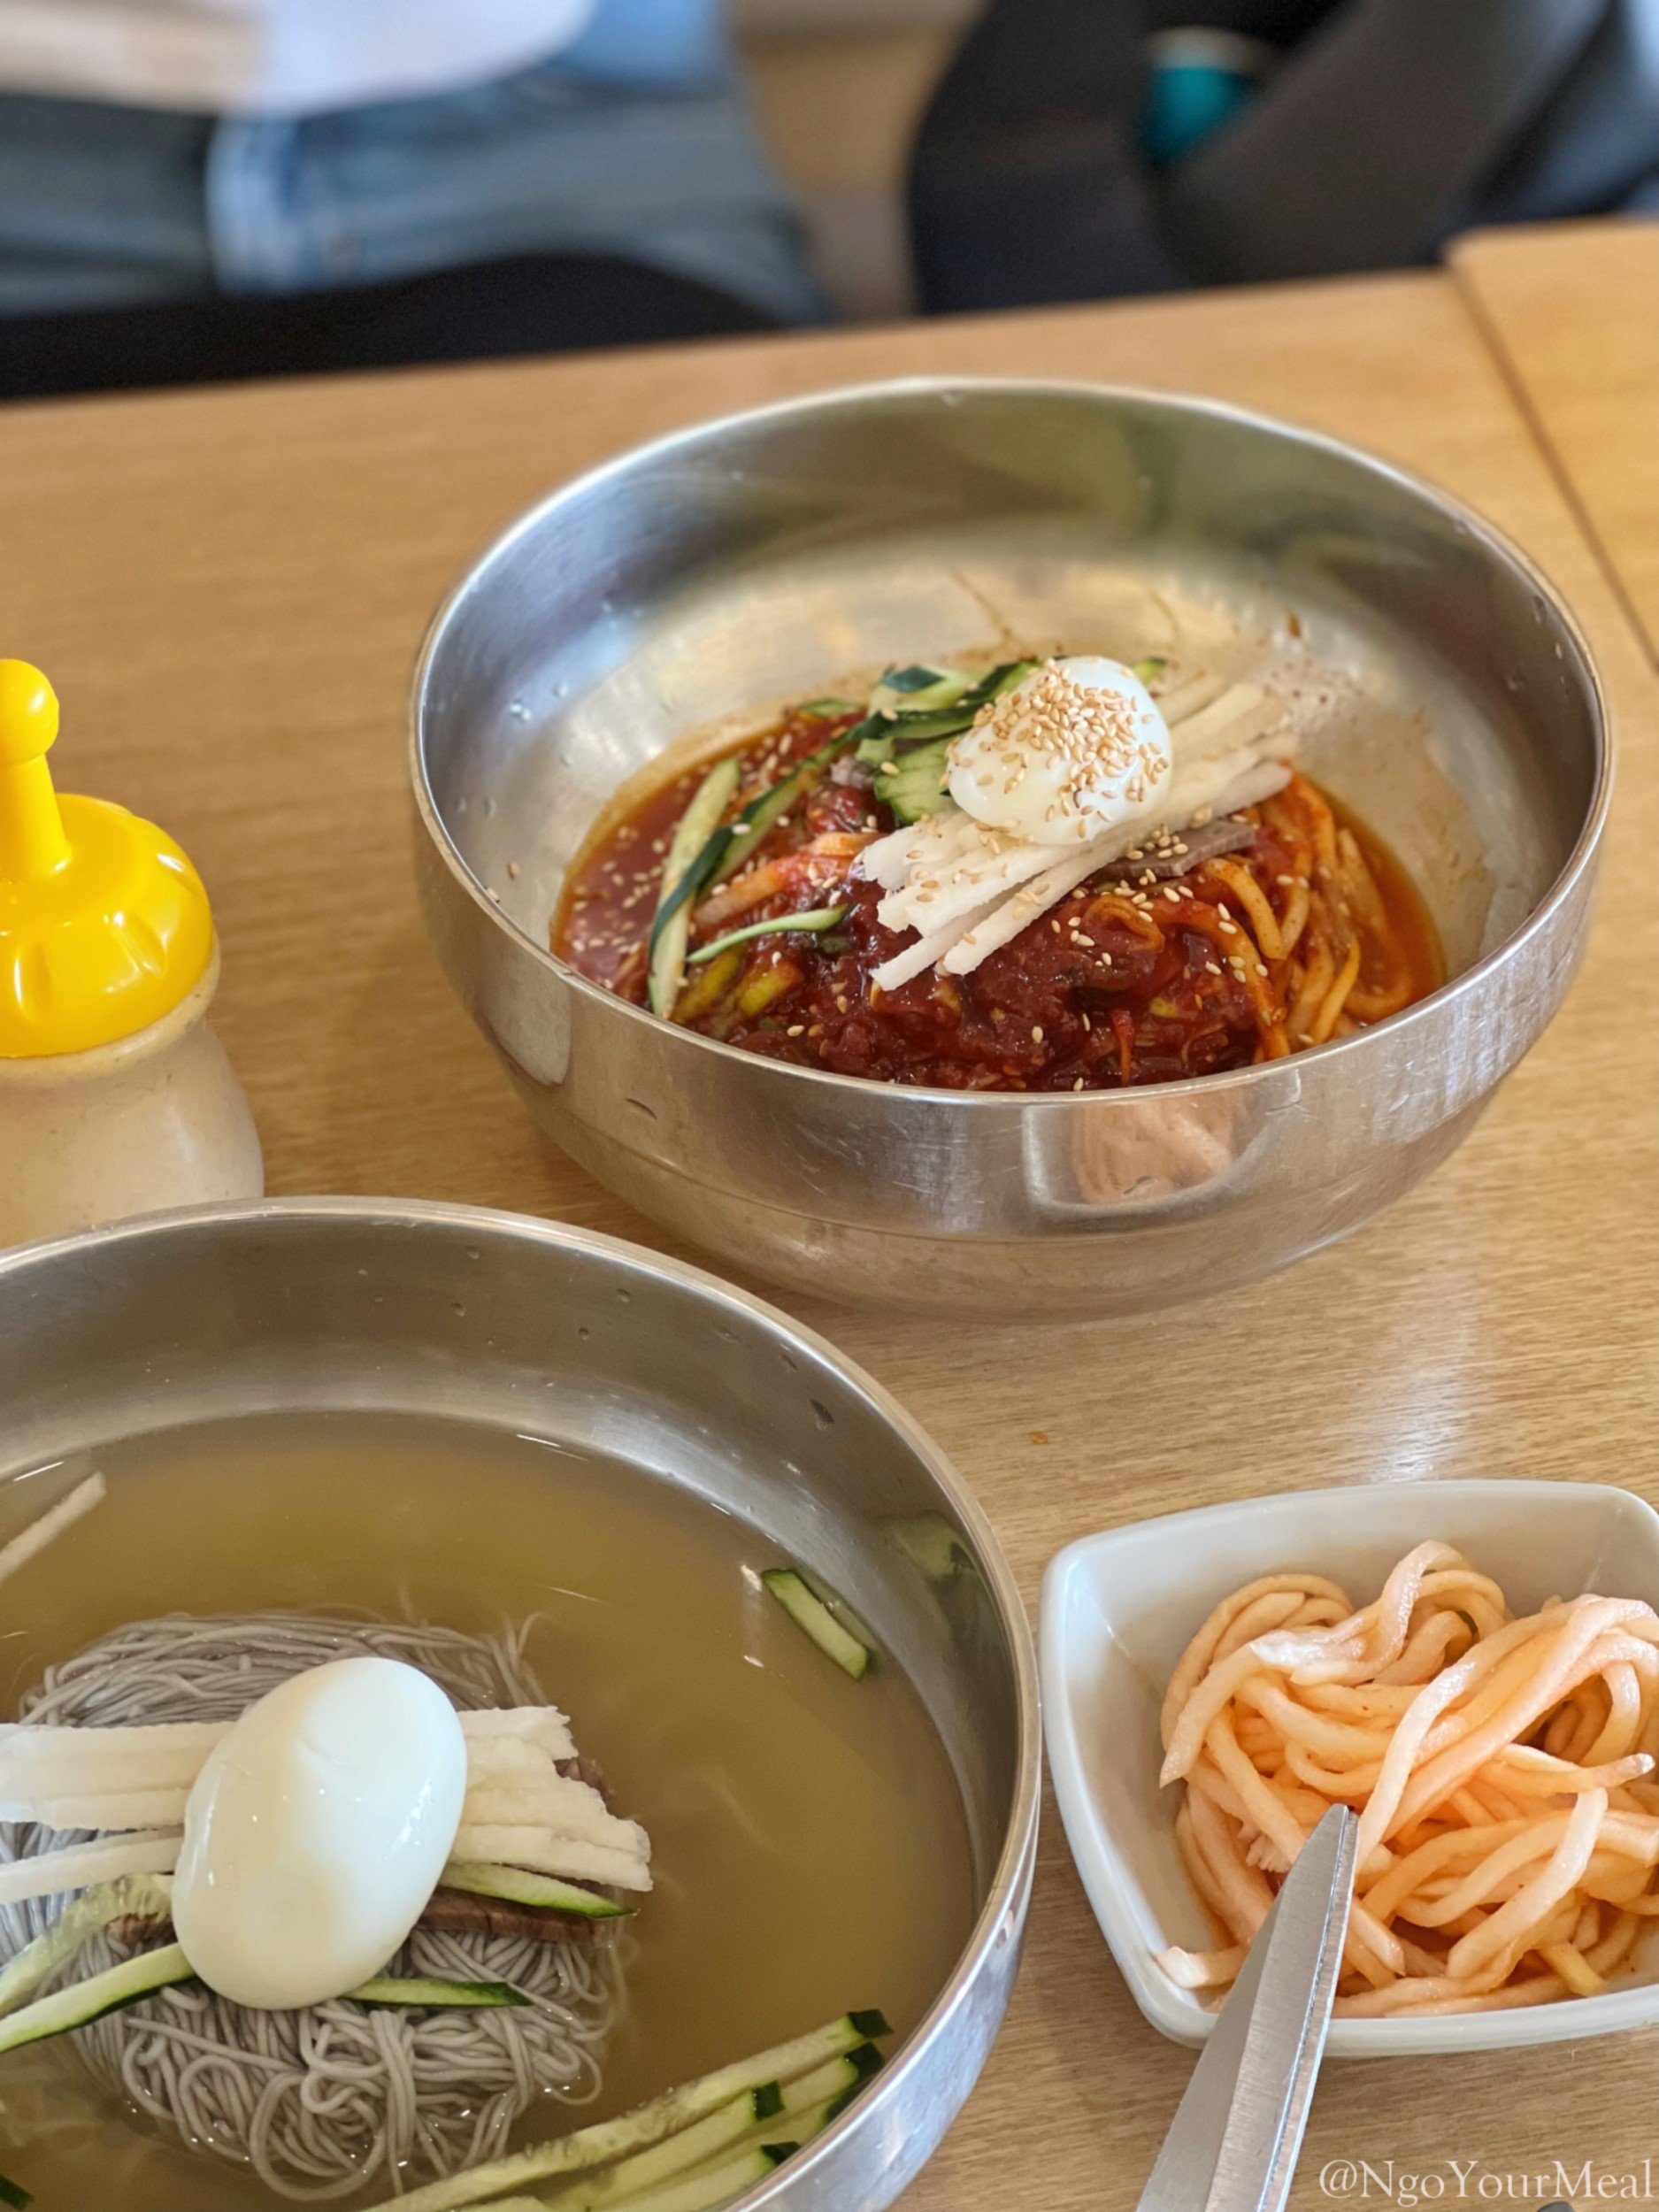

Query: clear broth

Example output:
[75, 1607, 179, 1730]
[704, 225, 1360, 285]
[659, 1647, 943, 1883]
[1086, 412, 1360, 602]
[0, 1414, 977, 2208]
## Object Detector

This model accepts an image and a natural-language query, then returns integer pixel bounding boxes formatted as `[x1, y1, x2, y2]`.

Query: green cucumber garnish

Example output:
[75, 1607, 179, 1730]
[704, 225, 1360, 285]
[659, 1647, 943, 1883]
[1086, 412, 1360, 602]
[688, 906, 848, 967]
[762, 1568, 872, 1679]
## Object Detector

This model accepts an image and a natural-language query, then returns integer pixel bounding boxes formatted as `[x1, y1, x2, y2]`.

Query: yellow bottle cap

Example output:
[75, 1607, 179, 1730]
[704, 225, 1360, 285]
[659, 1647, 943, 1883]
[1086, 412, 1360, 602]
[0, 660, 214, 1057]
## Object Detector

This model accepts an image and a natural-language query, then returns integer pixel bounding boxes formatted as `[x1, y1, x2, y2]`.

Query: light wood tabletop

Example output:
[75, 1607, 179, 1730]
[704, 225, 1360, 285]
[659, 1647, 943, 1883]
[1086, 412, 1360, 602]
[1454, 219, 1659, 668]
[2, 257, 1656, 2208]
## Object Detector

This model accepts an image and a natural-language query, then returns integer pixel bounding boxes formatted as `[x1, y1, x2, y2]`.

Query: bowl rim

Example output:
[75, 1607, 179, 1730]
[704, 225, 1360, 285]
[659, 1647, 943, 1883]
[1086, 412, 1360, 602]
[1039, 1477, 1659, 2057]
[410, 373, 1613, 1112]
[0, 1193, 1043, 2201]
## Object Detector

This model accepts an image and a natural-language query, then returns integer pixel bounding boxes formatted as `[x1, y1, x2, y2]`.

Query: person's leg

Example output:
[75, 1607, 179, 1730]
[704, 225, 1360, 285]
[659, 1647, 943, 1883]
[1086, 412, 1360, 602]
[206, 52, 824, 328]
[0, 92, 213, 314]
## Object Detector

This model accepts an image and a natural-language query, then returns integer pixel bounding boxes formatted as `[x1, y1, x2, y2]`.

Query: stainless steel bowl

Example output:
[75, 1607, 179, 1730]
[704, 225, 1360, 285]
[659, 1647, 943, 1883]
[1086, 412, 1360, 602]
[411, 380, 1609, 1314]
[0, 1197, 1039, 2212]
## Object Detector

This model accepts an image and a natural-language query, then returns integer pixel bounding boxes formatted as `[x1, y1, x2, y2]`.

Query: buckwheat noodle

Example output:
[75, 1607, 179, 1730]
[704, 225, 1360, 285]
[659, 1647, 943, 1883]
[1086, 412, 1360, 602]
[0, 1614, 628, 2201]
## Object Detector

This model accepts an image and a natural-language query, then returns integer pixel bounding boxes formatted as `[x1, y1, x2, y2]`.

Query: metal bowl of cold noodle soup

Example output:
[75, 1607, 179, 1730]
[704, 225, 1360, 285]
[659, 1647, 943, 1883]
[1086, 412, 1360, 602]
[411, 380, 1608, 1316]
[0, 1198, 1039, 2212]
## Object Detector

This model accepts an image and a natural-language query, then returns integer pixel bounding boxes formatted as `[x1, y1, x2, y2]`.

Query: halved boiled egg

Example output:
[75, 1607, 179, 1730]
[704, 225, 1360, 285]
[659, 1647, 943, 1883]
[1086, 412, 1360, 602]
[172, 1655, 467, 2009]
[946, 656, 1173, 846]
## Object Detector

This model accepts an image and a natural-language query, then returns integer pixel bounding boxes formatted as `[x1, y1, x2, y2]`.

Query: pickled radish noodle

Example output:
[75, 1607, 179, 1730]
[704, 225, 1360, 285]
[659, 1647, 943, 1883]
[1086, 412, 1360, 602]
[1158, 1547, 1659, 2016]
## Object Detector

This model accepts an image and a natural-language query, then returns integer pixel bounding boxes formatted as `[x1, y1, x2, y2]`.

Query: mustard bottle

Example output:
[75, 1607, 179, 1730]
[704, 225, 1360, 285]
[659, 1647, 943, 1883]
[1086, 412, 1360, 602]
[0, 660, 263, 1245]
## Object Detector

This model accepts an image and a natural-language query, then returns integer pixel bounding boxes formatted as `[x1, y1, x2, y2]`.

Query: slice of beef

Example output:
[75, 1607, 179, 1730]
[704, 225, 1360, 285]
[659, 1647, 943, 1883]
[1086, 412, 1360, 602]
[114, 1890, 604, 1955]
[556, 1753, 611, 1802]
[418, 1886, 603, 1947]
[1098, 817, 1257, 883]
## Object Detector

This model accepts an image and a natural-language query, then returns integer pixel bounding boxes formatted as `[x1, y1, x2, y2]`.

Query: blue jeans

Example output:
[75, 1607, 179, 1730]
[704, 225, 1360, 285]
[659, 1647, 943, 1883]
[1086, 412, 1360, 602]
[0, 53, 823, 325]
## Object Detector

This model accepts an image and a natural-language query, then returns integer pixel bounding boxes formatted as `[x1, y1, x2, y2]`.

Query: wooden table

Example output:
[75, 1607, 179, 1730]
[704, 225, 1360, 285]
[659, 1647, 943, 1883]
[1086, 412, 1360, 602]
[4, 244, 1657, 2209]
[1454, 219, 1659, 667]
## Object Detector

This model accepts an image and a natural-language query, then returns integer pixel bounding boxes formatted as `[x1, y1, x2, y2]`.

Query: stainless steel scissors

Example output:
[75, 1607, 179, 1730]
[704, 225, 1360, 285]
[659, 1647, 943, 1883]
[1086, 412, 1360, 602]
[1137, 1803, 1358, 2212]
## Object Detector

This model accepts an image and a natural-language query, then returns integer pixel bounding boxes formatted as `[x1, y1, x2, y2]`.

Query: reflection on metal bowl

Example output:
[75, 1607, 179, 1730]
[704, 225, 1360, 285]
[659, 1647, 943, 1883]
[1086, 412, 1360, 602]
[411, 380, 1608, 1315]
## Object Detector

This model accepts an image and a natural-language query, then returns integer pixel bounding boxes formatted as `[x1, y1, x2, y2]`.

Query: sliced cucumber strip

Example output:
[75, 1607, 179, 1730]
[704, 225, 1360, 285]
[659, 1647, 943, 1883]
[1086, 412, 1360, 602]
[0, 1871, 172, 2018]
[663, 720, 864, 918]
[886, 1513, 972, 1581]
[859, 658, 1040, 770]
[796, 1567, 877, 1655]
[553, 2044, 884, 2211]
[687, 905, 848, 968]
[647, 757, 742, 1018]
[959, 657, 1040, 706]
[350, 1975, 527, 2009]
[1131, 655, 1169, 684]
[715, 765, 809, 883]
[0, 1941, 191, 2054]
[879, 736, 953, 826]
[0, 2168, 29, 2209]
[868, 663, 974, 715]
[549, 2085, 784, 2209]
[595, 2143, 794, 2212]
[365, 2012, 890, 2212]
[442, 1861, 632, 1920]
[762, 1569, 872, 1679]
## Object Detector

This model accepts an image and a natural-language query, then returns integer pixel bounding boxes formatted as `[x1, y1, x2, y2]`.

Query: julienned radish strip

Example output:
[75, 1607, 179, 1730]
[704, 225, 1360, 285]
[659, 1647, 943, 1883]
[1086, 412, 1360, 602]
[761, 1570, 872, 1680]
[0, 1942, 193, 2053]
[442, 1862, 632, 1920]
[0, 1707, 576, 1797]
[0, 1763, 649, 1834]
[0, 1786, 191, 1829]
[0, 1473, 105, 1590]
[551, 2045, 883, 2210]
[360, 2010, 892, 2212]
[449, 1828, 650, 1892]
[0, 1830, 182, 1907]
[687, 906, 847, 967]
[0, 1714, 580, 1834]
[648, 757, 741, 1018]
[0, 1872, 172, 2017]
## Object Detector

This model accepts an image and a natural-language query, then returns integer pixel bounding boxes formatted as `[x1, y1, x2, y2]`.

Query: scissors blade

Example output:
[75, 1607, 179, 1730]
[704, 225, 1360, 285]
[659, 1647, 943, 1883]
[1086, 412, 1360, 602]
[1136, 1803, 1356, 2212]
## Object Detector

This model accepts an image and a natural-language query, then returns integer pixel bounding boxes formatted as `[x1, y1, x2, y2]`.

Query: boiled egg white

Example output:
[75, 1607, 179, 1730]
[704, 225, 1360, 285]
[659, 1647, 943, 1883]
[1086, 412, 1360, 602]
[946, 656, 1173, 846]
[172, 1656, 467, 2009]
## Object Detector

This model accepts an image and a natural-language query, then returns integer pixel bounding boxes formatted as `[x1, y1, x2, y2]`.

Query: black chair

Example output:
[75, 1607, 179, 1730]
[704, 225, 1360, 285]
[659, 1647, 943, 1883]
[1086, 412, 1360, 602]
[910, 0, 1659, 312]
